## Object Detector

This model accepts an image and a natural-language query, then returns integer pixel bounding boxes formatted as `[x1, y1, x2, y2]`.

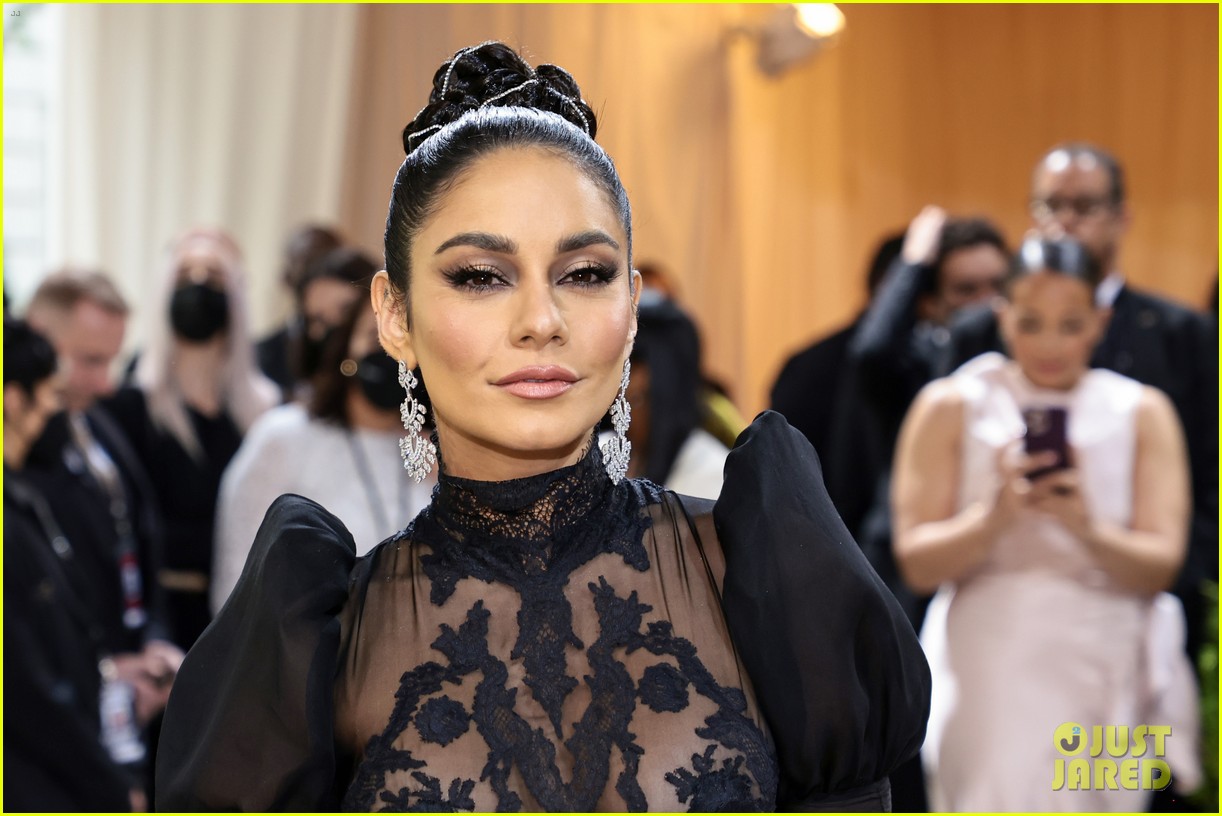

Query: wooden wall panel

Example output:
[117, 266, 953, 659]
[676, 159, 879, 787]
[339, 3, 1218, 418]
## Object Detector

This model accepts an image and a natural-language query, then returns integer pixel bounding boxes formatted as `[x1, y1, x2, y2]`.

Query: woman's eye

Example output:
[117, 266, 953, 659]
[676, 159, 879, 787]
[445, 266, 506, 291]
[1017, 318, 1041, 333]
[562, 264, 615, 287]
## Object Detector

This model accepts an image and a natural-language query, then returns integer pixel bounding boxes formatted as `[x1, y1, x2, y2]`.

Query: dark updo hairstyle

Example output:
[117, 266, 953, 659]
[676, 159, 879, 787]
[1007, 235, 1102, 295]
[384, 42, 632, 319]
[3, 318, 58, 395]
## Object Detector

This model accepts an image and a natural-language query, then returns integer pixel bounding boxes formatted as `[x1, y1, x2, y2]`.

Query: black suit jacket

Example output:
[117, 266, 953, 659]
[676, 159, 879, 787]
[769, 317, 874, 536]
[24, 405, 171, 655]
[3, 471, 134, 811]
[948, 284, 1219, 603]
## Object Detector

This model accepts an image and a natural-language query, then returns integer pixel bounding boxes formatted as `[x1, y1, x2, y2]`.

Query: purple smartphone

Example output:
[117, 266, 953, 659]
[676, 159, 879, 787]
[1022, 406, 1070, 480]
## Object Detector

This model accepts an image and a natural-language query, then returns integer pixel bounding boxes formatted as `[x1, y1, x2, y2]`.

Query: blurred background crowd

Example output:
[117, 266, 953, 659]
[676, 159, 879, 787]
[3, 3, 1216, 812]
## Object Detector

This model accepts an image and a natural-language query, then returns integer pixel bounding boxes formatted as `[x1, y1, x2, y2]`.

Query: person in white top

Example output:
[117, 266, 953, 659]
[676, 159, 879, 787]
[891, 235, 1200, 811]
[212, 289, 434, 613]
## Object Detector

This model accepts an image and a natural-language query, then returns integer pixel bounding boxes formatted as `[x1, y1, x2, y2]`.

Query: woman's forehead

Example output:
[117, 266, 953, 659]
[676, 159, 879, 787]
[422, 148, 626, 240]
[1011, 271, 1093, 305]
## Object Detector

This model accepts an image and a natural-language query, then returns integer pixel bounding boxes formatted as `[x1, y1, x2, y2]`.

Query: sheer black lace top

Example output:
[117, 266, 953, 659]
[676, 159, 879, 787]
[154, 412, 931, 813]
[333, 441, 777, 812]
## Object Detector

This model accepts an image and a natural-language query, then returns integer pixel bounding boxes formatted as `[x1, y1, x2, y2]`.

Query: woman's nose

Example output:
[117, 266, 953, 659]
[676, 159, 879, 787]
[511, 279, 568, 347]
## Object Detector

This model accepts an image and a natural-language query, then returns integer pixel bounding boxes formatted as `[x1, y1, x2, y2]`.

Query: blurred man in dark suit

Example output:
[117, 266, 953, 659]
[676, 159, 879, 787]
[24, 271, 183, 801]
[769, 231, 903, 534]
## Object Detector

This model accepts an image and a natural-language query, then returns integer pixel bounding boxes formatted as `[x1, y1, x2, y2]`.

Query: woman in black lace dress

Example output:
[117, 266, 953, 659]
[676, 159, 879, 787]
[156, 42, 929, 812]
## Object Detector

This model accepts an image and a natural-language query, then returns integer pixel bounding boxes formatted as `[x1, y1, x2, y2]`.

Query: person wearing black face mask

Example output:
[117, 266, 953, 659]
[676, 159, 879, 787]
[105, 228, 278, 650]
[169, 281, 230, 343]
[210, 289, 435, 613]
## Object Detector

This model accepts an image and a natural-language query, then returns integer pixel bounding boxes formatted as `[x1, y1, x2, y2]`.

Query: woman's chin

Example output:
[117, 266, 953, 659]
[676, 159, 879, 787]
[1021, 365, 1082, 392]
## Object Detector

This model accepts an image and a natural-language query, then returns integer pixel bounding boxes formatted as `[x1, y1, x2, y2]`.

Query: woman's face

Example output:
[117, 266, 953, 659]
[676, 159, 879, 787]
[375, 146, 638, 480]
[998, 271, 1108, 390]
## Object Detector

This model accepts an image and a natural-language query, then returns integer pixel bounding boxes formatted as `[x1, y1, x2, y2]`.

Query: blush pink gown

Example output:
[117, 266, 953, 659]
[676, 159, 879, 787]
[919, 353, 1201, 812]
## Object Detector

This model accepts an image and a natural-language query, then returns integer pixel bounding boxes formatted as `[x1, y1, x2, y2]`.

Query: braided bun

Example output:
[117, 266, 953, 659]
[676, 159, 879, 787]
[402, 42, 598, 154]
[385, 42, 630, 307]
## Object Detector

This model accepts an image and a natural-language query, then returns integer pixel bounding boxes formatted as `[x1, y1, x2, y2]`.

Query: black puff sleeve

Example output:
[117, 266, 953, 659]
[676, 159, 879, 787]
[713, 412, 931, 810]
[155, 494, 357, 811]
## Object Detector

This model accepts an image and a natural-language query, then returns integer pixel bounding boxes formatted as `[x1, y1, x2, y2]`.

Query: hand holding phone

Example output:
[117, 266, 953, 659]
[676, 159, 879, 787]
[1022, 406, 1070, 481]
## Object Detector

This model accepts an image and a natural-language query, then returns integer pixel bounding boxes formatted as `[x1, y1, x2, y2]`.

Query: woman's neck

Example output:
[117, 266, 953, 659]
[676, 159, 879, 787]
[345, 388, 400, 432]
[1013, 360, 1086, 394]
[437, 425, 595, 483]
[174, 338, 226, 415]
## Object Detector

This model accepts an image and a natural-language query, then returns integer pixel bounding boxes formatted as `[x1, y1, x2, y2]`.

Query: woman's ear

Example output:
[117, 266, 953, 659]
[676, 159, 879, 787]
[371, 271, 416, 368]
[627, 268, 643, 346]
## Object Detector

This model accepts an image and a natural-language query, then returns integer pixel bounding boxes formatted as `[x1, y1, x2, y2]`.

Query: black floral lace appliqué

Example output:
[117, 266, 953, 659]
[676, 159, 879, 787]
[343, 442, 776, 812]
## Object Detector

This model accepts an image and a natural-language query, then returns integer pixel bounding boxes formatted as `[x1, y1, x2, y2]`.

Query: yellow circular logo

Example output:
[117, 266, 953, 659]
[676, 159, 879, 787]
[1054, 722, 1086, 756]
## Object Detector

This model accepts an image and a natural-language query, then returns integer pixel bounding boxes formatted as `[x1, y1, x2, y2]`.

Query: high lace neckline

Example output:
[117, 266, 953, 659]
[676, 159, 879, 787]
[431, 435, 609, 546]
[412, 436, 658, 605]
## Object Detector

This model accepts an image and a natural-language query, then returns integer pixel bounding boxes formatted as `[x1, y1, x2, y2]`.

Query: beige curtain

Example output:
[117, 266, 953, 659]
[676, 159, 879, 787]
[46, 2, 359, 344]
[337, 3, 1218, 417]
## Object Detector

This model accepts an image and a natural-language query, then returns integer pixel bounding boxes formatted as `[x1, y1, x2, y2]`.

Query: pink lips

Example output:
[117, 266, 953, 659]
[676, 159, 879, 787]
[494, 366, 579, 400]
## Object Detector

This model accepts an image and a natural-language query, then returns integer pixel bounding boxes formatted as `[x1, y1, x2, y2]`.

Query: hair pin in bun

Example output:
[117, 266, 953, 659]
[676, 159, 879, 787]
[439, 40, 505, 99]
[403, 42, 594, 157]
[542, 85, 591, 135]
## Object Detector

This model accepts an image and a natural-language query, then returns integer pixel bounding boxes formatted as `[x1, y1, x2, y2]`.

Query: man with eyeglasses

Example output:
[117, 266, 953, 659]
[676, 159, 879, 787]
[949, 141, 1218, 676]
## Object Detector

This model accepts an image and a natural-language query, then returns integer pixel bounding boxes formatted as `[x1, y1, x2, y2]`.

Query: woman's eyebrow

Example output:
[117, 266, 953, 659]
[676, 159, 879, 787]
[557, 230, 620, 254]
[434, 232, 517, 255]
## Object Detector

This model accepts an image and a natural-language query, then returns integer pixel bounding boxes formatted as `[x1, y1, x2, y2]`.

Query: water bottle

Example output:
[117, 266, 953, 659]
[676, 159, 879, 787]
[98, 657, 146, 765]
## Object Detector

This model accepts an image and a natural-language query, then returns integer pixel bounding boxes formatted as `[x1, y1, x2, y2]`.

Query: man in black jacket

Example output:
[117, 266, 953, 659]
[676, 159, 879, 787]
[948, 142, 1218, 665]
[4, 317, 137, 811]
[23, 271, 184, 799]
[769, 231, 905, 535]
[846, 209, 1010, 630]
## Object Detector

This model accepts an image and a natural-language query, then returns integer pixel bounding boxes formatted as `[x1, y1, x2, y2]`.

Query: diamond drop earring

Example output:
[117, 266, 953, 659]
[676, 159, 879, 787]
[601, 358, 632, 484]
[398, 361, 437, 483]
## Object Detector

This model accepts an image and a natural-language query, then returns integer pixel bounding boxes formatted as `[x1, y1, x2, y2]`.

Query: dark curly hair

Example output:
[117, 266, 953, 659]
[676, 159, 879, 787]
[384, 42, 632, 320]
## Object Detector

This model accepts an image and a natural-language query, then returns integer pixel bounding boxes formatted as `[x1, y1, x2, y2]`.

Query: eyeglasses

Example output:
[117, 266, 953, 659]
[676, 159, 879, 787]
[1029, 196, 1117, 221]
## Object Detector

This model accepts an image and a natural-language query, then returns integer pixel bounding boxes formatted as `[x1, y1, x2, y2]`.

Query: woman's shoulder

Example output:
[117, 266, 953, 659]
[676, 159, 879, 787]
[1132, 383, 1183, 443]
[252, 493, 359, 577]
[707, 411, 932, 802]
[1081, 365, 1146, 406]
[244, 402, 336, 446]
[906, 377, 967, 434]
[158, 492, 359, 811]
[941, 351, 1008, 401]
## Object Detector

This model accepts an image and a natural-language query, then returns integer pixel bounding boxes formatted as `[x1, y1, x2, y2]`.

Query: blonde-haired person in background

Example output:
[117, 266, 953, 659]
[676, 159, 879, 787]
[108, 228, 277, 649]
